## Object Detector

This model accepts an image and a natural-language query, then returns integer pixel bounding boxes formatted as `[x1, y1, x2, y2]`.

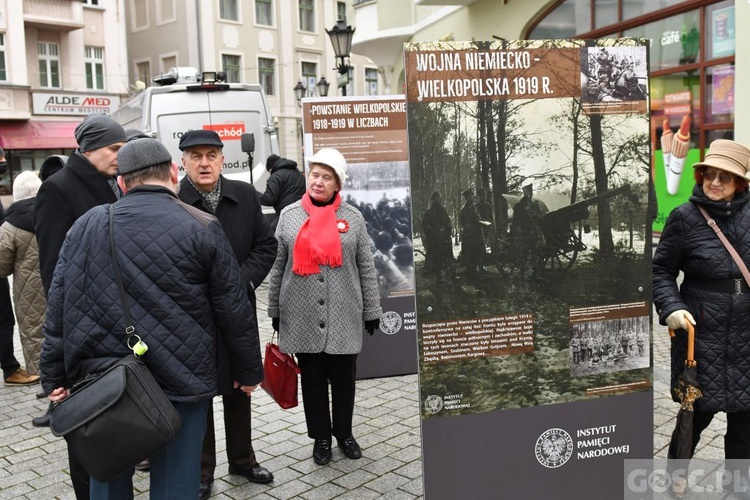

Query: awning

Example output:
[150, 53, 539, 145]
[0, 120, 80, 150]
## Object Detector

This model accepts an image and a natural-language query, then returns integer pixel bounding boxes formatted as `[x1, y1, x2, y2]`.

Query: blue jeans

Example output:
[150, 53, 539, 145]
[90, 399, 210, 500]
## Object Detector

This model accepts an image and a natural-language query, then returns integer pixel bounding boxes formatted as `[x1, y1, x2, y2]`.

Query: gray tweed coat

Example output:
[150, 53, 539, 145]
[267, 199, 382, 355]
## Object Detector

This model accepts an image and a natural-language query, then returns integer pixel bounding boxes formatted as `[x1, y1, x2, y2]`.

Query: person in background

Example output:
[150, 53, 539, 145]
[177, 130, 276, 500]
[0, 197, 38, 386]
[39, 138, 263, 499]
[0, 171, 45, 380]
[33, 113, 127, 499]
[39, 155, 68, 182]
[260, 153, 306, 230]
[268, 148, 382, 466]
[421, 190, 454, 280]
[654, 140, 750, 463]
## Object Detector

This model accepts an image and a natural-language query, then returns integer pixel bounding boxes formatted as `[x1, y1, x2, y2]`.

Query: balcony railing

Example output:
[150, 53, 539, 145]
[24, 0, 84, 31]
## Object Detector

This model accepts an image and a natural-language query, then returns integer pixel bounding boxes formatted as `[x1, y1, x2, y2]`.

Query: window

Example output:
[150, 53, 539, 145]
[132, 0, 148, 29]
[220, 0, 239, 21]
[623, 10, 700, 72]
[258, 58, 275, 95]
[135, 61, 151, 85]
[223, 54, 241, 83]
[0, 34, 6, 82]
[365, 68, 378, 95]
[157, 0, 175, 22]
[337, 2, 346, 23]
[299, 0, 314, 32]
[85, 46, 105, 90]
[161, 55, 177, 73]
[301, 62, 317, 96]
[83, 0, 100, 5]
[256, 0, 272, 26]
[38, 42, 60, 88]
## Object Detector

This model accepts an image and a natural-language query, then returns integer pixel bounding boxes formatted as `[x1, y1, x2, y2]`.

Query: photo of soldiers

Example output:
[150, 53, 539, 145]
[570, 315, 650, 376]
[421, 190, 455, 279]
[459, 188, 487, 277]
[509, 181, 546, 278]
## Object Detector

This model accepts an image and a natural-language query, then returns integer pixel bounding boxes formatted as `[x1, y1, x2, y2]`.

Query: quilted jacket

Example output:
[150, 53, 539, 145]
[0, 198, 45, 375]
[267, 198, 382, 355]
[653, 184, 750, 412]
[39, 186, 264, 402]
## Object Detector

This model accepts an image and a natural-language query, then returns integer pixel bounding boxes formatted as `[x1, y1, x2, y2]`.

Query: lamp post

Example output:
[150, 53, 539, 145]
[293, 80, 306, 107]
[326, 20, 355, 96]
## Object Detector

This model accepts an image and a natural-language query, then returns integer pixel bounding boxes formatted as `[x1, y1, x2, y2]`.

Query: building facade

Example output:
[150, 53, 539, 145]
[0, 0, 129, 198]
[121, 0, 380, 166]
[352, 0, 747, 153]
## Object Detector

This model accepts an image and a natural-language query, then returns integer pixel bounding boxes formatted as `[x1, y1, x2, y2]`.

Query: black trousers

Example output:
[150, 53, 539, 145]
[670, 410, 750, 459]
[200, 388, 258, 483]
[296, 352, 357, 441]
[0, 278, 19, 378]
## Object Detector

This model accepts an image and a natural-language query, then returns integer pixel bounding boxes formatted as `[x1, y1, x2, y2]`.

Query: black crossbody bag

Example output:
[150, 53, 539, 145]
[49, 205, 183, 482]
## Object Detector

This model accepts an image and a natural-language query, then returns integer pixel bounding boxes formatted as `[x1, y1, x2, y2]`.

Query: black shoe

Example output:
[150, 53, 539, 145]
[313, 438, 332, 465]
[228, 465, 274, 484]
[31, 404, 52, 427]
[198, 480, 212, 500]
[337, 436, 362, 459]
[36, 390, 47, 399]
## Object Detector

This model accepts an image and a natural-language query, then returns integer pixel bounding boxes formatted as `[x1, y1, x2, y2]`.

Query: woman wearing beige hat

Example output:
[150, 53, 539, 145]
[654, 139, 750, 461]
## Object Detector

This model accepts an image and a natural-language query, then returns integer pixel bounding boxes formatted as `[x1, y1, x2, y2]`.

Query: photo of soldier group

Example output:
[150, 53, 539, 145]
[569, 315, 649, 377]
[342, 160, 415, 299]
[582, 45, 648, 104]
[408, 38, 652, 417]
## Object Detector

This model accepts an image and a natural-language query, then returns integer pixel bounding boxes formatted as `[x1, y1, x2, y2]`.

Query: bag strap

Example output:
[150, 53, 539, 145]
[108, 204, 140, 352]
[697, 205, 750, 288]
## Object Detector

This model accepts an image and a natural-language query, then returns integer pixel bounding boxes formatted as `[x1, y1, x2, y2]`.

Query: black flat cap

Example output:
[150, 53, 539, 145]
[178, 130, 224, 151]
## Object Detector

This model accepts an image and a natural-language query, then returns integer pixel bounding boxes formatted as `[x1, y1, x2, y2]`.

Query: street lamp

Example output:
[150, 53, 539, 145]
[293, 80, 306, 107]
[326, 20, 355, 96]
[316, 76, 330, 98]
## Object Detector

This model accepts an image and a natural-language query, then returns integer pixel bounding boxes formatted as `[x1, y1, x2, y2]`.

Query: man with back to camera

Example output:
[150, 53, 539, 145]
[33, 113, 127, 499]
[260, 153, 306, 230]
[177, 129, 277, 499]
[39, 138, 264, 499]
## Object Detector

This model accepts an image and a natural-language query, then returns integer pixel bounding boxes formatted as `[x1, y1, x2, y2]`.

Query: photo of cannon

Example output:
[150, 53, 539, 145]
[539, 185, 629, 270]
[496, 184, 630, 273]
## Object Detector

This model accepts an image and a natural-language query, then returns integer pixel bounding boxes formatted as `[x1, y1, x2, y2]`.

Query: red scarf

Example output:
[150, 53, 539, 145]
[293, 192, 343, 275]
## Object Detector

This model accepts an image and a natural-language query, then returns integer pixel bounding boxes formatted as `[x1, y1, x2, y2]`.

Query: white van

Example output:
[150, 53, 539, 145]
[111, 67, 279, 193]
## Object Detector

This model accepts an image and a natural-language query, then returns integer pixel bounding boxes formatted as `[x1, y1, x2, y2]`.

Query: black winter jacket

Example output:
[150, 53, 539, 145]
[39, 186, 264, 401]
[178, 176, 276, 394]
[35, 150, 117, 294]
[5, 198, 35, 233]
[259, 159, 306, 229]
[653, 185, 750, 412]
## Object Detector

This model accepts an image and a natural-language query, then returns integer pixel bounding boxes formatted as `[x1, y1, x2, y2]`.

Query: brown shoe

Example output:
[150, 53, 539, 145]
[4, 368, 40, 386]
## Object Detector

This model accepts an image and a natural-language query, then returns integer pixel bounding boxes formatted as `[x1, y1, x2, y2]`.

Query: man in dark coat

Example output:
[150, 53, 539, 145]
[459, 188, 486, 277]
[260, 153, 306, 229]
[33, 113, 127, 499]
[421, 190, 454, 278]
[177, 130, 277, 499]
[40, 138, 263, 498]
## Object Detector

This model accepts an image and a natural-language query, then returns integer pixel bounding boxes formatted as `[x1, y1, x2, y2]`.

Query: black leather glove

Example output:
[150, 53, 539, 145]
[272, 317, 279, 332]
[365, 319, 380, 335]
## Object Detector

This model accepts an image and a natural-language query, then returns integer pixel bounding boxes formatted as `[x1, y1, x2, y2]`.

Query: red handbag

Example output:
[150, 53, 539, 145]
[260, 335, 300, 409]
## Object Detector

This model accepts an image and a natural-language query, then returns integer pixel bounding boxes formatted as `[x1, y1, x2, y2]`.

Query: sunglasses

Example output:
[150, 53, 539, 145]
[702, 169, 735, 184]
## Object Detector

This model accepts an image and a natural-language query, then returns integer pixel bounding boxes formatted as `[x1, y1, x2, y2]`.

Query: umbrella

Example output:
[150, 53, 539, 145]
[667, 322, 702, 460]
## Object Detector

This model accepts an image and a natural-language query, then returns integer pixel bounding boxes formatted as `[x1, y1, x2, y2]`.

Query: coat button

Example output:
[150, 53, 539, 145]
[319, 300, 324, 305]
[318, 277, 324, 283]
[320, 322, 325, 328]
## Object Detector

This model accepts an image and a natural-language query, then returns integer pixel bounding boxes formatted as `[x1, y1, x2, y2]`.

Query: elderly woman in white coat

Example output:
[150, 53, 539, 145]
[268, 148, 382, 466]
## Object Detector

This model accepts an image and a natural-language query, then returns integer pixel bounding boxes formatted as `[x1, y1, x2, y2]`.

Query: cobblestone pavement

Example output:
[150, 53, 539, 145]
[0, 279, 725, 499]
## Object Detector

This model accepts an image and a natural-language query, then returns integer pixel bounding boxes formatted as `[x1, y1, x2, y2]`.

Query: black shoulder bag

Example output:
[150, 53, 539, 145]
[50, 205, 183, 483]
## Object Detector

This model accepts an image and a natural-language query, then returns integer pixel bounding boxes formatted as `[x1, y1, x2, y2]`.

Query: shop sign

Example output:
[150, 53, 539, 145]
[32, 92, 121, 116]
